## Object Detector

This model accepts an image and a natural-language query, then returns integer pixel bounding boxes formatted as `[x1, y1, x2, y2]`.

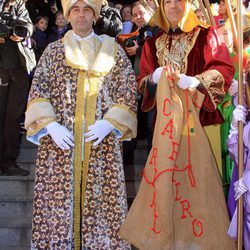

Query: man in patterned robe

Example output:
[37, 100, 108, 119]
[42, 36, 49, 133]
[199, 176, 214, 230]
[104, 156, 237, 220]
[24, 0, 137, 249]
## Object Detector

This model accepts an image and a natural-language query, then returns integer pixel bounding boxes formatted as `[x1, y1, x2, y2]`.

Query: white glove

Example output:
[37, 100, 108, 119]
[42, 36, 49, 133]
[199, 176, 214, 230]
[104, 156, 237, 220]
[234, 170, 250, 201]
[228, 79, 238, 96]
[177, 74, 200, 89]
[84, 120, 115, 146]
[46, 122, 74, 150]
[230, 105, 247, 132]
[234, 177, 248, 200]
[151, 67, 164, 84]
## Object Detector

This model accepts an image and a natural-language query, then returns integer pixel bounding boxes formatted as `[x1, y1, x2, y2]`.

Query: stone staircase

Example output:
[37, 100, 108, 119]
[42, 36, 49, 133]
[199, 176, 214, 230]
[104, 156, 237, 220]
[123, 140, 147, 208]
[0, 136, 36, 249]
[0, 136, 147, 249]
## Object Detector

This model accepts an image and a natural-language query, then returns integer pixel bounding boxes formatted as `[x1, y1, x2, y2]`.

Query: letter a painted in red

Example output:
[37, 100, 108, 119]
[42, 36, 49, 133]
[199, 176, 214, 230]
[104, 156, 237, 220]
[161, 119, 174, 139]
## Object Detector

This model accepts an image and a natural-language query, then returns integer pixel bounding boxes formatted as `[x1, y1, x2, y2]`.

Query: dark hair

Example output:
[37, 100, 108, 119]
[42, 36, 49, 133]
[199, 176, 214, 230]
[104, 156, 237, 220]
[121, 5, 132, 14]
[34, 15, 49, 24]
[131, 1, 145, 14]
[244, 27, 250, 45]
[55, 10, 64, 19]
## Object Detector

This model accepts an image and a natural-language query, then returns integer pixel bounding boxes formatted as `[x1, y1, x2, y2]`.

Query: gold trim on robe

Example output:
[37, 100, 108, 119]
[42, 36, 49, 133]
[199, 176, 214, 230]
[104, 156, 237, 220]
[63, 30, 120, 249]
[104, 105, 137, 139]
[195, 69, 225, 109]
[73, 71, 86, 249]
[25, 98, 56, 135]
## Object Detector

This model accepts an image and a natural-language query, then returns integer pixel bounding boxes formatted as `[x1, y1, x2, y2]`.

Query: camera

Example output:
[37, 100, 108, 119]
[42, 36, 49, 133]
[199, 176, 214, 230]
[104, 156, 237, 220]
[0, 12, 28, 38]
[123, 27, 153, 48]
[124, 35, 138, 48]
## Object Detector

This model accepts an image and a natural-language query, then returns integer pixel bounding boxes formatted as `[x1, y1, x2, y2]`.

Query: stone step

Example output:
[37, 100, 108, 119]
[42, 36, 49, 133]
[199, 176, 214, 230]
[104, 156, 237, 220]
[125, 175, 142, 199]
[0, 195, 33, 218]
[18, 162, 36, 177]
[0, 247, 30, 250]
[17, 146, 37, 163]
[0, 218, 31, 247]
[0, 176, 34, 197]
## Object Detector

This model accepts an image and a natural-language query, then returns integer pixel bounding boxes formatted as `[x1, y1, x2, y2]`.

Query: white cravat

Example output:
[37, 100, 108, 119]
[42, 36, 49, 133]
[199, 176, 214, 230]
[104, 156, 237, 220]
[73, 31, 102, 70]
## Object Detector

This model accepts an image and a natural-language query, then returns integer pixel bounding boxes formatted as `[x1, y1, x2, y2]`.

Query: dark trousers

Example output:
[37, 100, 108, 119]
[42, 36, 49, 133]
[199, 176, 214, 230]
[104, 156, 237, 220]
[0, 67, 30, 168]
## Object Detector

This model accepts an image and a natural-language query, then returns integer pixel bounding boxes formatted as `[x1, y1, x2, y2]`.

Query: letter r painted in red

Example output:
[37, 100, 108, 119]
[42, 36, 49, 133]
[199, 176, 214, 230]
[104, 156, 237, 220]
[180, 199, 193, 219]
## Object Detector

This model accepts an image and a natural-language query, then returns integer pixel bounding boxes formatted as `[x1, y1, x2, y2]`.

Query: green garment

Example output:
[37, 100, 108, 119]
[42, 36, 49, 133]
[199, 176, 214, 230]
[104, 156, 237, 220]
[218, 92, 235, 197]
[218, 52, 237, 197]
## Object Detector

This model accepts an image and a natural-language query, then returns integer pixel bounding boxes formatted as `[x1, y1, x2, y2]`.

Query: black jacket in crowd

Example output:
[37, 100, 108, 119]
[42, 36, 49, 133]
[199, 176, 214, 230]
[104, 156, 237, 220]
[93, 4, 122, 37]
[0, 0, 36, 74]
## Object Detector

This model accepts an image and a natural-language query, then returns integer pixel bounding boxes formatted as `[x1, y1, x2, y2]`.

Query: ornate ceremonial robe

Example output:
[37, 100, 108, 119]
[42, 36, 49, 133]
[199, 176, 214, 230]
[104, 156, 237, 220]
[137, 26, 235, 126]
[119, 27, 236, 249]
[25, 31, 137, 250]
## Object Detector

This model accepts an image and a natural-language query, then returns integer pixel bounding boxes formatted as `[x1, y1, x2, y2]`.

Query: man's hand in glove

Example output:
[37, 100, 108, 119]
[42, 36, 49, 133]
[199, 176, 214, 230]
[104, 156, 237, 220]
[151, 67, 164, 84]
[177, 74, 200, 89]
[234, 170, 250, 201]
[230, 105, 247, 133]
[84, 120, 115, 146]
[46, 122, 74, 150]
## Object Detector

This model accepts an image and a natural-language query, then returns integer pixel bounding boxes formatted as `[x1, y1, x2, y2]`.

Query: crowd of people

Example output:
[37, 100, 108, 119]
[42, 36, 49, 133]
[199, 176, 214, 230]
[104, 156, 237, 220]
[1, 0, 250, 248]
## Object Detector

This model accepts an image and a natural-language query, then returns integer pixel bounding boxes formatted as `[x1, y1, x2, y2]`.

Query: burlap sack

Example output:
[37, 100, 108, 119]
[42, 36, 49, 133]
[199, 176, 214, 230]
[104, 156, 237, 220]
[119, 70, 236, 250]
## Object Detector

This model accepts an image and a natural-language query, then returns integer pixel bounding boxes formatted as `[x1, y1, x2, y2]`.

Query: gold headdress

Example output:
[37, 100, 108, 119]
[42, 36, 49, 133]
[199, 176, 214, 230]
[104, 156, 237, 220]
[149, 0, 209, 33]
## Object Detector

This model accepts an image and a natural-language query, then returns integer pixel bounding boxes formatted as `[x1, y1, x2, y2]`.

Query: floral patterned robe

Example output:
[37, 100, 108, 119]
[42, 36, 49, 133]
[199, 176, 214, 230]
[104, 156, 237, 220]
[25, 31, 137, 250]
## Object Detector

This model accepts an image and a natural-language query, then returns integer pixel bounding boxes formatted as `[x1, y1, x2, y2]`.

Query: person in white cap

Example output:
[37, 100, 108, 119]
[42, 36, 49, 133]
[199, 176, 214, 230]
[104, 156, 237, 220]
[25, 0, 137, 249]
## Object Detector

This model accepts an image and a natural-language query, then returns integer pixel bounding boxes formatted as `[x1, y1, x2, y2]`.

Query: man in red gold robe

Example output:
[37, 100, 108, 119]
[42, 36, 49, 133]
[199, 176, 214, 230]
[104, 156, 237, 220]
[137, 0, 234, 126]
[119, 0, 236, 249]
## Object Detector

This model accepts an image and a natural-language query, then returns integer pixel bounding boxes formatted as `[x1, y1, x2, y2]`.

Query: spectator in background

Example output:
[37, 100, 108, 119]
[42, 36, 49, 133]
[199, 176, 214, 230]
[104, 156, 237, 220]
[114, 2, 123, 11]
[120, 5, 133, 34]
[0, 0, 36, 176]
[122, 2, 157, 159]
[124, 1, 154, 74]
[227, 104, 250, 250]
[26, 0, 62, 33]
[48, 10, 71, 43]
[32, 15, 49, 62]
[94, 0, 122, 37]
[194, 8, 207, 23]
[214, 0, 229, 26]
[26, 0, 50, 23]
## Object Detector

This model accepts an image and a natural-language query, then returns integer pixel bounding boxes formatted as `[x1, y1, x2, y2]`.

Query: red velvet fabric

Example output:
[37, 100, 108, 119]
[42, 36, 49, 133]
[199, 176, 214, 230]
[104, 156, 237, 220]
[138, 27, 235, 126]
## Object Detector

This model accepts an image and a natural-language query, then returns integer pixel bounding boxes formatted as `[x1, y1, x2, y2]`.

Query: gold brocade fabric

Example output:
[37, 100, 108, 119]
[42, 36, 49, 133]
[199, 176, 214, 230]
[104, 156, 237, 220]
[156, 27, 200, 73]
